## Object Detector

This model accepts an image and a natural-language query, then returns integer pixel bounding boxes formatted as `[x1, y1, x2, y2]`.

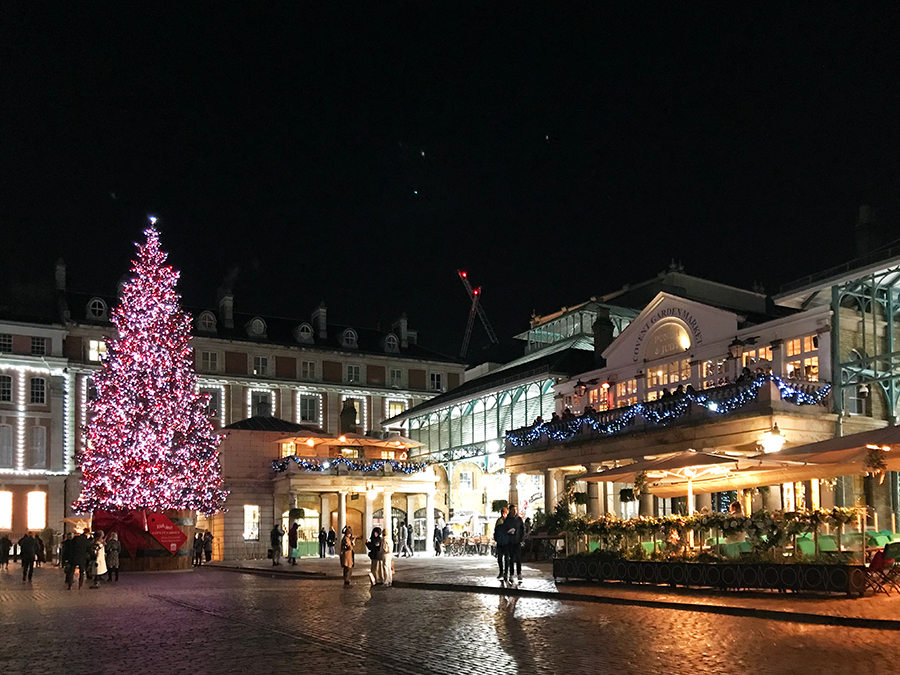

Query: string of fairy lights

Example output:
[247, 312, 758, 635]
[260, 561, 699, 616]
[508, 375, 831, 448]
[271, 455, 429, 474]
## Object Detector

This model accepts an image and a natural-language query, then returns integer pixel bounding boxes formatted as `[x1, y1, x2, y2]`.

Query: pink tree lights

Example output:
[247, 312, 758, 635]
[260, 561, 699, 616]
[75, 225, 227, 516]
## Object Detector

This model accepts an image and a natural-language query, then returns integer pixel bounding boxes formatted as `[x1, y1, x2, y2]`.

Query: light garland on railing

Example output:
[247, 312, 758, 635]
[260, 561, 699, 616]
[272, 454, 429, 474]
[507, 375, 832, 449]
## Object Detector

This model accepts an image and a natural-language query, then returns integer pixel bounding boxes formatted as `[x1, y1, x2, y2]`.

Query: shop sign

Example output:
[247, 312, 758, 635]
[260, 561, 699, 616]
[147, 512, 188, 554]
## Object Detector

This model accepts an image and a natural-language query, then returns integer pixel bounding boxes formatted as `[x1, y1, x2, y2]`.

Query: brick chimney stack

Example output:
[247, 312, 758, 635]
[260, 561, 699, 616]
[312, 302, 327, 339]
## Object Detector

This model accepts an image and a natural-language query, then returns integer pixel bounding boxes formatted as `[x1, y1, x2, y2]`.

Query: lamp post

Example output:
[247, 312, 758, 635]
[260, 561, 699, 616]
[760, 424, 785, 454]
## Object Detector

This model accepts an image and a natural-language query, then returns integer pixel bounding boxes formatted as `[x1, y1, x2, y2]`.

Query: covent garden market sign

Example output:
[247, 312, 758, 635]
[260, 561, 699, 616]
[632, 307, 704, 363]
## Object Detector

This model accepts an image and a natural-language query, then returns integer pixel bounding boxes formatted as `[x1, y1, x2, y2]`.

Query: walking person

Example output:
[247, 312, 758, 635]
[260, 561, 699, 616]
[365, 527, 384, 585]
[406, 521, 413, 557]
[69, 530, 90, 589]
[397, 521, 408, 558]
[105, 532, 121, 582]
[493, 507, 509, 580]
[34, 533, 45, 567]
[0, 533, 10, 570]
[270, 523, 284, 566]
[327, 527, 336, 556]
[192, 532, 204, 566]
[318, 527, 327, 559]
[433, 524, 443, 556]
[381, 527, 394, 587]
[339, 527, 355, 586]
[89, 531, 107, 589]
[18, 532, 38, 583]
[503, 505, 525, 581]
[61, 533, 74, 588]
[287, 522, 299, 566]
[203, 531, 214, 563]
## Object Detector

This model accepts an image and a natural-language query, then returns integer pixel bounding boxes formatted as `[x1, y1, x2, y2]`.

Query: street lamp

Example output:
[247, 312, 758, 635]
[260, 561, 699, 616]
[574, 380, 588, 397]
[760, 424, 785, 454]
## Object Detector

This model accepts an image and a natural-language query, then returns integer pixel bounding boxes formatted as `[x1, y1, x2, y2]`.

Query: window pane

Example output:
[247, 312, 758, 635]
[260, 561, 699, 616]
[243, 505, 260, 540]
[0, 425, 12, 467]
[30, 378, 45, 404]
[0, 491, 10, 530]
[0, 375, 11, 402]
[27, 491, 46, 530]
[31, 426, 46, 468]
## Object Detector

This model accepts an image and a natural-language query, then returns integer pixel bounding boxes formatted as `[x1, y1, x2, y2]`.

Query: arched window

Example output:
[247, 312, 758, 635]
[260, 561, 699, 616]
[342, 328, 358, 348]
[294, 323, 314, 343]
[385, 333, 400, 353]
[247, 317, 267, 337]
[86, 297, 107, 320]
[198, 311, 217, 332]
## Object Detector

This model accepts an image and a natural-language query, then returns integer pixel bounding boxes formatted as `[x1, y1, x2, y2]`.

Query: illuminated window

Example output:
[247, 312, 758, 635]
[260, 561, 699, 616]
[785, 335, 818, 380]
[615, 380, 637, 407]
[201, 389, 220, 418]
[388, 401, 405, 418]
[646, 391, 658, 401]
[299, 395, 319, 423]
[0, 374, 11, 402]
[200, 351, 218, 372]
[702, 359, 727, 389]
[243, 505, 260, 540]
[0, 425, 12, 467]
[300, 360, 316, 380]
[347, 364, 361, 384]
[389, 369, 403, 387]
[785, 339, 801, 358]
[344, 397, 364, 426]
[588, 389, 599, 405]
[30, 378, 46, 404]
[30, 426, 46, 468]
[27, 491, 46, 530]
[252, 356, 269, 377]
[340, 447, 360, 459]
[0, 334, 11, 352]
[0, 491, 11, 530]
[459, 470, 473, 491]
[743, 346, 772, 367]
[379, 450, 396, 460]
[88, 340, 107, 362]
[281, 441, 296, 458]
[31, 337, 47, 356]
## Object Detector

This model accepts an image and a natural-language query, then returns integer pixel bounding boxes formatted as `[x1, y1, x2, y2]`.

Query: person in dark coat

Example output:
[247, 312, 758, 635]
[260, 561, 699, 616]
[105, 532, 121, 581]
[326, 527, 336, 556]
[270, 524, 284, 566]
[365, 527, 384, 585]
[193, 532, 204, 566]
[493, 507, 509, 579]
[406, 523, 413, 556]
[503, 505, 526, 581]
[60, 533, 74, 585]
[0, 534, 10, 570]
[317, 527, 327, 559]
[203, 531, 213, 563]
[18, 532, 39, 583]
[34, 534, 45, 567]
[69, 530, 90, 589]
[433, 525, 443, 556]
[287, 523, 299, 565]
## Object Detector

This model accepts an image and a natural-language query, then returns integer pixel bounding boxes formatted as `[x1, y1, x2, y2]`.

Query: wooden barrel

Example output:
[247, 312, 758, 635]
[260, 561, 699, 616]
[117, 510, 195, 572]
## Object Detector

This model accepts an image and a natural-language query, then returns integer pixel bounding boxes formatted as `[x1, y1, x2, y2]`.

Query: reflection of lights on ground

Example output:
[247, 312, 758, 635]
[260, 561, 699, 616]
[475, 592, 572, 619]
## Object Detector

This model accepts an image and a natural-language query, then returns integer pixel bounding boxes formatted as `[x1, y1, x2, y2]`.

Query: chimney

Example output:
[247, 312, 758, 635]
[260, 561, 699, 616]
[392, 313, 409, 348]
[312, 301, 327, 339]
[592, 308, 615, 366]
[406, 329, 417, 346]
[217, 288, 234, 329]
[55, 258, 66, 291]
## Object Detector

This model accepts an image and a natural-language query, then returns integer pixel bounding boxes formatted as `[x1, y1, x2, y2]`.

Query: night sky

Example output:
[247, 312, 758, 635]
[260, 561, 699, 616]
[3, 4, 900, 357]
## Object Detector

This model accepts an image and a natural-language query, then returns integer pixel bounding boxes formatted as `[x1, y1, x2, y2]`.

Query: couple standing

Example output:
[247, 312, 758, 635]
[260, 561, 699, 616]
[494, 505, 525, 582]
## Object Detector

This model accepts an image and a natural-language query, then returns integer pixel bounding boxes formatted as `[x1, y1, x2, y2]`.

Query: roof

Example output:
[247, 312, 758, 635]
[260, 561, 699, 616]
[386, 342, 597, 422]
[223, 416, 321, 432]
[61, 290, 463, 365]
[0, 280, 65, 326]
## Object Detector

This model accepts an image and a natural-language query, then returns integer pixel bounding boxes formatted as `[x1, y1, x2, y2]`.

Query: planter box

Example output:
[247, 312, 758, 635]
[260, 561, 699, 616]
[552, 557, 867, 595]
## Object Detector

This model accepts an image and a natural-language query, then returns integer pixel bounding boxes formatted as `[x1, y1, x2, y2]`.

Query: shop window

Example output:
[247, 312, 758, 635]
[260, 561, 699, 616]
[702, 359, 727, 389]
[615, 380, 637, 407]
[281, 441, 296, 458]
[27, 491, 46, 530]
[243, 505, 260, 540]
[0, 491, 11, 529]
[743, 346, 773, 367]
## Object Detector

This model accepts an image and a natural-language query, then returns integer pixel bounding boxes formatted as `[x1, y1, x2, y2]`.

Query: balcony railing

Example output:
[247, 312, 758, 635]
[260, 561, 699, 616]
[505, 375, 831, 452]
[272, 455, 430, 475]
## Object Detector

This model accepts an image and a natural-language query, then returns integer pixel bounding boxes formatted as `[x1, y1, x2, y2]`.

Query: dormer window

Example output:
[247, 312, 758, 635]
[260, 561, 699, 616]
[341, 328, 358, 349]
[385, 333, 400, 353]
[198, 311, 217, 332]
[294, 323, 314, 344]
[247, 317, 267, 337]
[86, 298, 108, 321]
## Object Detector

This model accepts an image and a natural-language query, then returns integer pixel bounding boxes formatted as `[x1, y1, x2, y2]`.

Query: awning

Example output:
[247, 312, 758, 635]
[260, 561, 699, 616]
[760, 425, 900, 463]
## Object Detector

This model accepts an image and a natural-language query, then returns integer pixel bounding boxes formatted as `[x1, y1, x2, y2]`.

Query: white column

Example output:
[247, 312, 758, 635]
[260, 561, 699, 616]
[405, 494, 415, 527]
[320, 493, 332, 531]
[383, 491, 394, 539]
[337, 492, 347, 535]
[587, 463, 602, 519]
[425, 492, 435, 555]
[365, 493, 375, 539]
[544, 469, 557, 514]
[508, 471, 520, 510]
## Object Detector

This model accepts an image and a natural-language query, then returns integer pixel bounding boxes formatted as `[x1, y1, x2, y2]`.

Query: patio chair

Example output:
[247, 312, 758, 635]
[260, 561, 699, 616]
[865, 542, 900, 595]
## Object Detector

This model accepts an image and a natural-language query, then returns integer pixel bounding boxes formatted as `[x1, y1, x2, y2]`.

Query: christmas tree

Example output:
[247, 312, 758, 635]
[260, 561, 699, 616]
[75, 224, 227, 516]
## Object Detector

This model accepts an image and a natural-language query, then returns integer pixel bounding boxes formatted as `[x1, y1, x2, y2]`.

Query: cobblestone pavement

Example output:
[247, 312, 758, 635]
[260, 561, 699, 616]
[0, 559, 896, 675]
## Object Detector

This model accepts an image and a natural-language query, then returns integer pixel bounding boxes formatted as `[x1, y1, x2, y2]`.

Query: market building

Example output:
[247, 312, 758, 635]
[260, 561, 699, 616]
[506, 254, 900, 529]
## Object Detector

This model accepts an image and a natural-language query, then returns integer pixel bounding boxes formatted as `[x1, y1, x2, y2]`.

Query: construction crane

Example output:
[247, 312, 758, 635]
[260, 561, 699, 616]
[458, 270, 499, 357]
